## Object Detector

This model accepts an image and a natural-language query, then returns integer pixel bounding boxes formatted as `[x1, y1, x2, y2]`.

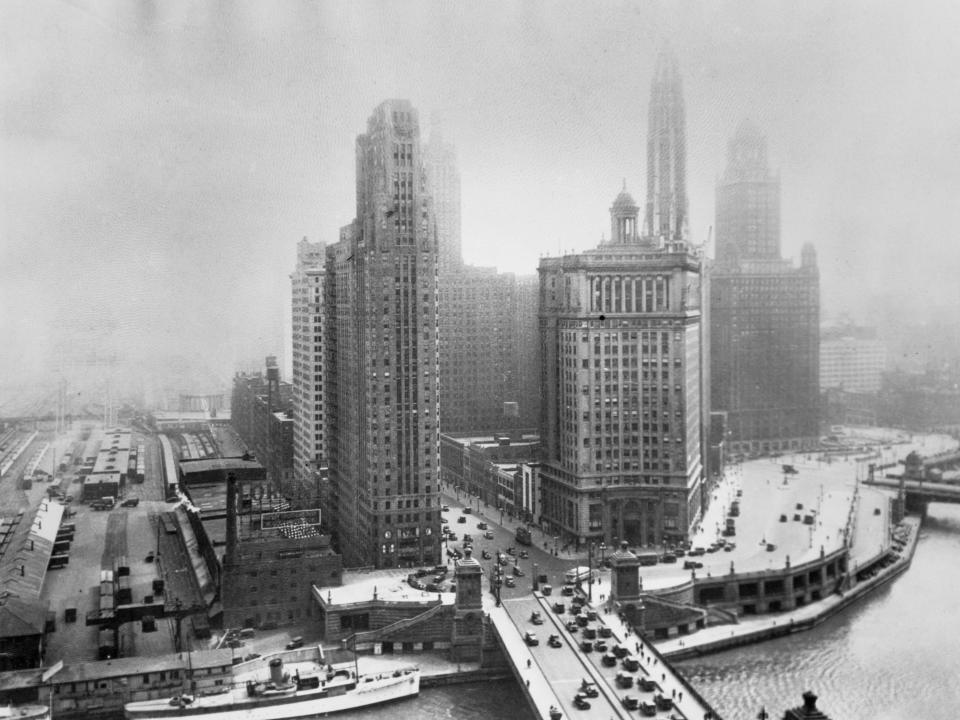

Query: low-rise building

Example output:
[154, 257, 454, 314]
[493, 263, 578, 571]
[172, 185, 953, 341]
[440, 432, 540, 519]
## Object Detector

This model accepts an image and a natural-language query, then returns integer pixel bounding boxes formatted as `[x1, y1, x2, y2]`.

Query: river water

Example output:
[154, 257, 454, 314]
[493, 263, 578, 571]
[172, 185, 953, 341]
[335, 504, 960, 720]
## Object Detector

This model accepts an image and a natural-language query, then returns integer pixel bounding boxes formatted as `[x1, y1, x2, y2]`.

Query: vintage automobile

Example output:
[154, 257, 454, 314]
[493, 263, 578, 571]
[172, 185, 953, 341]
[524, 631, 539, 646]
[572, 693, 591, 711]
[547, 634, 562, 648]
[578, 680, 599, 698]
[638, 677, 657, 692]
[530, 611, 544, 625]
[615, 672, 634, 689]
[655, 694, 674, 711]
[621, 695, 639, 711]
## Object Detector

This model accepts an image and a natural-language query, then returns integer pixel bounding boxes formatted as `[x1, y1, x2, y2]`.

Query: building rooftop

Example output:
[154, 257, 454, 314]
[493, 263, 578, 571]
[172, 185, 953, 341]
[179, 458, 264, 476]
[316, 568, 456, 608]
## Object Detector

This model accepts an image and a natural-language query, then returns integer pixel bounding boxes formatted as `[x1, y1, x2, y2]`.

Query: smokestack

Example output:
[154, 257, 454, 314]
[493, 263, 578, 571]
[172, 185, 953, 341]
[226, 473, 239, 563]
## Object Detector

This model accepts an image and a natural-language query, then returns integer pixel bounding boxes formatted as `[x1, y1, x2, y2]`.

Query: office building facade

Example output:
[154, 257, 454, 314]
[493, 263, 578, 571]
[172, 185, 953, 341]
[325, 100, 442, 569]
[291, 237, 327, 506]
[538, 51, 706, 549]
[538, 189, 704, 548]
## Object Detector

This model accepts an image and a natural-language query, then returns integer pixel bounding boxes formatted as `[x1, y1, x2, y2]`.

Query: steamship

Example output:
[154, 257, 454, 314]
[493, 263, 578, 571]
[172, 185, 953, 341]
[123, 654, 420, 720]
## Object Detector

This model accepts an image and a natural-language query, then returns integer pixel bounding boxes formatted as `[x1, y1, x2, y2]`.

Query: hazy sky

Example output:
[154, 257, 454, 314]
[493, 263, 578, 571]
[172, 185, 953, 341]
[3, 0, 960, 384]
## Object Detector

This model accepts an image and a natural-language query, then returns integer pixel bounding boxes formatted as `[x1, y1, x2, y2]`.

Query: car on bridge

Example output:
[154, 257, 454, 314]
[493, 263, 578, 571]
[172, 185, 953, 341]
[547, 634, 562, 648]
[565, 620, 578, 633]
[572, 693, 591, 710]
[530, 611, 544, 625]
[578, 680, 598, 698]
[523, 631, 538, 646]
[477, 522, 488, 530]
[579, 640, 593, 653]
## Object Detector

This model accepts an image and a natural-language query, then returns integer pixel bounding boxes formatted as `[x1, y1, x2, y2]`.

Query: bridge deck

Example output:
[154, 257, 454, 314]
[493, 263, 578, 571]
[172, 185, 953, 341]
[491, 592, 720, 720]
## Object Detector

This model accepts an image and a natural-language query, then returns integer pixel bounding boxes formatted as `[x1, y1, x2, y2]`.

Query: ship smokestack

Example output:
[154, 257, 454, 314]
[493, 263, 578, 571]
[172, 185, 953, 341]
[269, 658, 283, 685]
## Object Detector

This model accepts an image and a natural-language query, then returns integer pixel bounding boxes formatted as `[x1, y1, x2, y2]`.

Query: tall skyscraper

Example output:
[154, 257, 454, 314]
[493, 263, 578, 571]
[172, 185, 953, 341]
[325, 100, 442, 569]
[710, 120, 820, 455]
[291, 237, 326, 505]
[537, 51, 705, 547]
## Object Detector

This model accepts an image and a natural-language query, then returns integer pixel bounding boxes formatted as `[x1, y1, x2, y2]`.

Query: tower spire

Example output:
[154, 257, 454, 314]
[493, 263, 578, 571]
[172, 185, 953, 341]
[643, 47, 688, 243]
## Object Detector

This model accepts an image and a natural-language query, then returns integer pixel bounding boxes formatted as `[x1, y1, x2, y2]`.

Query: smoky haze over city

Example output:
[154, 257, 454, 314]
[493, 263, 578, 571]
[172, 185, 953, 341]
[5, 4, 960, 719]
[3, 0, 960, 398]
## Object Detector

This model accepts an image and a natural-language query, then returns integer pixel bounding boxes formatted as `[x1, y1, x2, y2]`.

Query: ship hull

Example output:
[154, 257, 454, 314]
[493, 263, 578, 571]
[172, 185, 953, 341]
[124, 670, 419, 720]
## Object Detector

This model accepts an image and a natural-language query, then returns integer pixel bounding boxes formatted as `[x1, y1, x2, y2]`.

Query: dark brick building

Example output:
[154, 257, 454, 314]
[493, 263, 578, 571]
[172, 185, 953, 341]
[230, 357, 294, 493]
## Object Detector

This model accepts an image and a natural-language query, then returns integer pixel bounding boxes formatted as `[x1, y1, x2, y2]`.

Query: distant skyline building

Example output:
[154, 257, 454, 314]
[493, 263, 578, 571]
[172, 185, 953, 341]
[644, 48, 688, 243]
[820, 324, 886, 394]
[537, 51, 705, 547]
[230, 357, 295, 493]
[710, 120, 820, 455]
[325, 100, 442, 569]
[290, 236, 327, 505]
[424, 125, 462, 273]
[425, 128, 540, 433]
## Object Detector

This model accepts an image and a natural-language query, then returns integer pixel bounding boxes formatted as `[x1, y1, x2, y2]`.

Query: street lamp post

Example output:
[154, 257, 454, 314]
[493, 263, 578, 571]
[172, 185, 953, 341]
[587, 542, 594, 603]
[599, 542, 607, 568]
[499, 506, 504, 525]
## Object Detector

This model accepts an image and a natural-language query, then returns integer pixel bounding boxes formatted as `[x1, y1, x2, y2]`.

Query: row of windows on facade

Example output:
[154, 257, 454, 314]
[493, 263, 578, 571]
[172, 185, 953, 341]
[562, 330, 681, 343]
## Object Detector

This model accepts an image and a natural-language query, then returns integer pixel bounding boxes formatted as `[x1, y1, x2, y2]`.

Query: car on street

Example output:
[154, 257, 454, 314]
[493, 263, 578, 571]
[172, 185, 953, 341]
[461, 507, 471, 514]
[476, 522, 488, 530]
[121, 497, 140, 507]
[519, 550, 529, 559]
[565, 621, 578, 633]
[504, 576, 516, 588]
[530, 611, 544, 625]
[441, 505, 449, 511]
[481, 549, 491, 559]
[484, 531, 494, 539]
[523, 632, 538, 646]
[573, 693, 591, 710]
[548, 634, 562, 648]
[457, 516, 466, 523]
[447, 532, 457, 541]
[285, 636, 304, 650]
[512, 566, 524, 577]
[683, 560, 704, 570]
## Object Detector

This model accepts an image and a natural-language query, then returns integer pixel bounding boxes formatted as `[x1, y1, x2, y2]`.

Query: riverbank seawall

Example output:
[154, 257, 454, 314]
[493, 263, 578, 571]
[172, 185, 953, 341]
[657, 515, 921, 660]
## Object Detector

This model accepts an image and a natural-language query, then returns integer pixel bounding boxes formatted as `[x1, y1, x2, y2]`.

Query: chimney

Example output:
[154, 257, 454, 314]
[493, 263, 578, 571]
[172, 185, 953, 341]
[226, 473, 239, 563]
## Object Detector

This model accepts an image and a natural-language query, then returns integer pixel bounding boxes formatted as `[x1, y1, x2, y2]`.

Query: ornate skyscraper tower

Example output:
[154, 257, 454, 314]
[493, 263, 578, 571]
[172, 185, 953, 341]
[644, 48, 689, 243]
